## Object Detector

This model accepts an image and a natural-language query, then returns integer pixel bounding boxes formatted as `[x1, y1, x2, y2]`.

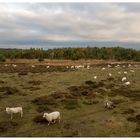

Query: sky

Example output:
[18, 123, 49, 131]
[0, 3, 140, 50]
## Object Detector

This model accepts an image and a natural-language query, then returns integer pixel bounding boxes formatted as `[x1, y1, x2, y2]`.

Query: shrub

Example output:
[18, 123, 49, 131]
[0, 121, 18, 133]
[63, 98, 80, 110]
[38, 57, 44, 62]
[33, 114, 49, 124]
[36, 105, 52, 113]
[0, 54, 6, 62]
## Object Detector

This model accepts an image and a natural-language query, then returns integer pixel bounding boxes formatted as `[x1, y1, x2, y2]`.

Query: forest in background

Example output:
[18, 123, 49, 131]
[0, 47, 140, 62]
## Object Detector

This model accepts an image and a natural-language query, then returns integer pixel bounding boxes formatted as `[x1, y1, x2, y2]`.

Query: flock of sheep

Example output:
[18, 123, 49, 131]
[5, 63, 136, 126]
[6, 107, 61, 126]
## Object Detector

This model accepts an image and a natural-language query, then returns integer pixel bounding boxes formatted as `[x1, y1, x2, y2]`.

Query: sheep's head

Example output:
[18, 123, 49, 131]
[6, 107, 10, 113]
[43, 113, 49, 118]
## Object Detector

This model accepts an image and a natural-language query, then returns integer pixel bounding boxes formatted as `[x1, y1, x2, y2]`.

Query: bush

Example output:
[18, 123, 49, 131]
[0, 54, 6, 62]
[38, 57, 44, 62]
[32, 95, 57, 106]
[33, 114, 49, 124]
[63, 98, 80, 110]
[0, 121, 18, 133]
[36, 105, 52, 113]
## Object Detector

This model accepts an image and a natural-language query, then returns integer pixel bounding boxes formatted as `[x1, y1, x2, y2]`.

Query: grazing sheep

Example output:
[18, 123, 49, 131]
[124, 71, 128, 74]
[6, 107, 23, 120]
[102, 67, 106, 70]
[43, 111, 60, 125]
[118, 71, 121, 74]
[12, 64, 17, 68]
[130, 70, 135, 73]
[115, 64, 120, 68]
[104, 96, 115, 109]
[71, 66, 74, 69]
[109, 73, 112, 77]
[94, 76, 97, 79]
[75, 65, 84, 69]
[87, 65, 90, 69]
[124, 81, 130, 86]
[128, 64, 131, 67]
[31, 65, 35, 68]
[122, 77, 127, 82]
[66, 66, 69, 69]
[108, 64, 111, 68]
[4, 64, 8, 67]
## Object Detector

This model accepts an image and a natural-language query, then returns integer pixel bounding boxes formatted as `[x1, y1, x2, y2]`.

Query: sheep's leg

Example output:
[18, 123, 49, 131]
[21, 110, 23, 118]
[48, 122, 50, 126]
[11, 113, 13, 120]
[58, 116, 61, 123]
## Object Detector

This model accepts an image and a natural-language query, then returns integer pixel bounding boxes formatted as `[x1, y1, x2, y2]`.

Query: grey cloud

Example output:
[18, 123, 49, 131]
[0, 3, 140, 49]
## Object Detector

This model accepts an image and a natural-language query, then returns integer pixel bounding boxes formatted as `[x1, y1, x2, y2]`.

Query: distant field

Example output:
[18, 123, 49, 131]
[0, 62, 139, 137]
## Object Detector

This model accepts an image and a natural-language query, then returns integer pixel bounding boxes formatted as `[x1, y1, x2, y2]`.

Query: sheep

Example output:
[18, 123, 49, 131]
[118, 71, 121, 74]
[102, 67, 106, 70]
[46, 66, 50, 69]
[4, 64, 8, 67]
[43, 111, 60, 125]
[130, 70, 135, 73]
[124, 71, 128, 74]
[122, 77, 127, 82]
[115, 64, 120, 68]
[104, 96, 115, 109]
[124, 81, 130, 86]
[94, 76, 97, 79]
[75, 65, 84, 69]
[108, 64, 111, 68]
[12, 64, 17, 68]
[66, 66, 69, 69]
[71, 66, 74, 69]
[87, 65, 90, 69]
[128, 64, 131, 67]
[6, 107, 23, 120]
[108, 73, 112, 77]
[31, 65, 35, 68]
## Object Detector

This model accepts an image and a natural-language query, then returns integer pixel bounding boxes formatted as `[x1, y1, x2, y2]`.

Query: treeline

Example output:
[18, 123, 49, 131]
[0, 47, 140, 61]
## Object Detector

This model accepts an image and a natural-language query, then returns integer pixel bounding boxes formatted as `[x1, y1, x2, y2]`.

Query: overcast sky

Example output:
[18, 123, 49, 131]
[0, 3, 140, 49]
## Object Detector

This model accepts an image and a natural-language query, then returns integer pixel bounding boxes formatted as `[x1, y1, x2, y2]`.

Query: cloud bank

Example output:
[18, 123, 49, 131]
[0, 3, 140, 49]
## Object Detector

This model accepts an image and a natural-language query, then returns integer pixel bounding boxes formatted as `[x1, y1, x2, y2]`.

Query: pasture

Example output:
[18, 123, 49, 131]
[0, 61, 139, 137]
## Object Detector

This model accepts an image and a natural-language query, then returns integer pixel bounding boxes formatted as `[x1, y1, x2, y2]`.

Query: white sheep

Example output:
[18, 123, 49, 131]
[102, 67, 106, 70]
[122, 77, 127, 82]
[108, 64, 111, 68]
[71, 66, 74, 69]
[118, 71, 121, 74]
[12, 64, 17, 68]
[130, 70, 135, 73]
[87, 65, 90, 69]
[108, 73, 112, 77]
[128, 64, 131, 67]
[4, 64, 8, 67]
[124, 71, 128, 74]
[94, 76, 97, 79]
[31, 65, 35, 68]
[104, 96, 115, 109]
[115, 64, 120, 68]
[124, 81, 130, 86]
[6, 107, 23, 120]
[43, 111, 61, 125]
[46, 66, 50, 69]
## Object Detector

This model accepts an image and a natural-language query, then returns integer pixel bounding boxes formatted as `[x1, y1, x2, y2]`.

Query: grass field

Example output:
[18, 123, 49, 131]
[0, 62, 139, 137]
